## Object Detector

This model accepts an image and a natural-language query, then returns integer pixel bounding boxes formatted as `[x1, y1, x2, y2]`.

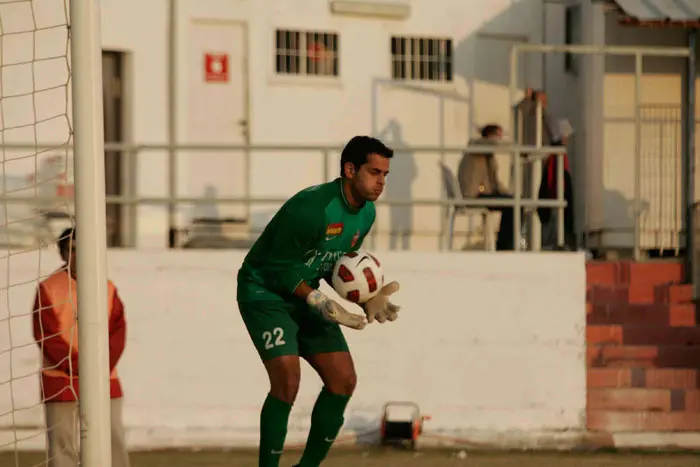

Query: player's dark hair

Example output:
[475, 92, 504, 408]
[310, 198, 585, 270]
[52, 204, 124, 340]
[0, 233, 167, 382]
[339, 136, 393, 178]
[57, 227, 75, 256]
[480, 124, 502, 138]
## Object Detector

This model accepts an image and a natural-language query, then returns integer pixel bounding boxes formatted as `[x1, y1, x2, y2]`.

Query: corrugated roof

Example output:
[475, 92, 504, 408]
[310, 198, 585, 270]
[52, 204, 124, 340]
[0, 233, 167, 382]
[614, 0, 700, 22]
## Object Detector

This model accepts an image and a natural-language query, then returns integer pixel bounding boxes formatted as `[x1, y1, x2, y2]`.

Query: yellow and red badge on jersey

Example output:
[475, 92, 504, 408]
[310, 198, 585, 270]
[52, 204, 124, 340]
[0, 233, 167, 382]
[326, 222, 344, 238]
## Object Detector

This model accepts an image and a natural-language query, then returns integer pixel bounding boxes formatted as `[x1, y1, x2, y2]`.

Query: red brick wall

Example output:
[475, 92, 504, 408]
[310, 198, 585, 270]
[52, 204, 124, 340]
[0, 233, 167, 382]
[586, 261, 700, 432]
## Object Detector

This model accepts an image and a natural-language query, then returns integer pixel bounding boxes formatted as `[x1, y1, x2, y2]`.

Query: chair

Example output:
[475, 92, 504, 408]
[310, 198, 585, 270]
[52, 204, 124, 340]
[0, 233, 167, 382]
[438, 161, 495, 251]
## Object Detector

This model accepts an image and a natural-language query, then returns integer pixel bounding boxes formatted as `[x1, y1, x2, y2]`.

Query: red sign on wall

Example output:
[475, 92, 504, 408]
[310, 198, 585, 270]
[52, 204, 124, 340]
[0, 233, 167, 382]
[204, 53, 229, 83]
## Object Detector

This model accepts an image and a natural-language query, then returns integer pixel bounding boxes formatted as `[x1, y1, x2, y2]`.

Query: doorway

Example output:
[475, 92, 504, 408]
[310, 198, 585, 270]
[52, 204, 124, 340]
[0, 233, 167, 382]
[186, 20, 250, 223]
[102, 51, 125, 247]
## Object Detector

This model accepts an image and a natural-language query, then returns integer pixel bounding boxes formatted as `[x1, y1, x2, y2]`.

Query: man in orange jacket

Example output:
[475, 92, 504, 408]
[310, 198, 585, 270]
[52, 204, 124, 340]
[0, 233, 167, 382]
[32, 227, 130, 467]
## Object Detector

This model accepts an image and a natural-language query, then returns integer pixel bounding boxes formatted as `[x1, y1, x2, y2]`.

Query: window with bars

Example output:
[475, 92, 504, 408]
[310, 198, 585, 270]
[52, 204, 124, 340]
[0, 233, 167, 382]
[275, 29, 339, 77]
[391, 36, 453, 82]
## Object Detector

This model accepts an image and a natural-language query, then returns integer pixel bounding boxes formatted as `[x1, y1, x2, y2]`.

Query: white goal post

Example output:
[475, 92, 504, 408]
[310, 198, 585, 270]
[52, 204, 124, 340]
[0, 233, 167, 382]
[0, 0, 111, 465]
[69, 0, 113, 464]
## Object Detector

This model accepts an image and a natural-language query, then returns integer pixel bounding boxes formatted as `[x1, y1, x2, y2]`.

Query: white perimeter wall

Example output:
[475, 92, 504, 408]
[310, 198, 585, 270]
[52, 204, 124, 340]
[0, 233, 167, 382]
[0, 250, 586, 450]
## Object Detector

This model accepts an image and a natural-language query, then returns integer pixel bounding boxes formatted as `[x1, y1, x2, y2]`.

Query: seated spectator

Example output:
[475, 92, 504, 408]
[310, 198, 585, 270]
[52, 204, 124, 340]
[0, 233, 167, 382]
[458, 124, 520, 250]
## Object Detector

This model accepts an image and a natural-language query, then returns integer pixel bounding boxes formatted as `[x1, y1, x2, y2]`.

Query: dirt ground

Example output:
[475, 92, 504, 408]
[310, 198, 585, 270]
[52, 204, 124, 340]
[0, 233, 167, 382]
[2, 449, 700, 467]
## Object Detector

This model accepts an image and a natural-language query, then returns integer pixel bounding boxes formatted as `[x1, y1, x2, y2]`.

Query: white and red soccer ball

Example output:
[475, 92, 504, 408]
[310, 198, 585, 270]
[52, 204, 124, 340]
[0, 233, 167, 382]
[331, 250, 384, 304]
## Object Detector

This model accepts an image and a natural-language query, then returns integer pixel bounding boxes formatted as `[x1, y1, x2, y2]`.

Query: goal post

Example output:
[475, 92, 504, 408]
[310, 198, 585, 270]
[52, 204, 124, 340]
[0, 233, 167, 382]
[0, 0, 111, 464]
[69, 0, 113, 465]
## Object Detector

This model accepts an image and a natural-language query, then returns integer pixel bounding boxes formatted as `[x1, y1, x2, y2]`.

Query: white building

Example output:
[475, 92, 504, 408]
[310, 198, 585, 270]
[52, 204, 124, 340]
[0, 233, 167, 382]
[546, 0, 699, 259]
[0, 0, 549, 250]
[117, 0, 546, 251]
[0, 0, 697, 255]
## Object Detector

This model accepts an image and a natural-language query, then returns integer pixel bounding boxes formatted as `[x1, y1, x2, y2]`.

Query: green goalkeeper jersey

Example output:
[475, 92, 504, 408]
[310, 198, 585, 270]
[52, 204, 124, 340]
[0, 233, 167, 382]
[237, 177, 376, 302]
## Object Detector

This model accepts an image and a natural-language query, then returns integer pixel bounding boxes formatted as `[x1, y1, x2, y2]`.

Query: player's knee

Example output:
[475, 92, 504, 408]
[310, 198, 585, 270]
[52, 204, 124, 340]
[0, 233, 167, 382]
[266, 356, 301, 404]
[270, 378, 300, 404]
[327, 369, 357, 396]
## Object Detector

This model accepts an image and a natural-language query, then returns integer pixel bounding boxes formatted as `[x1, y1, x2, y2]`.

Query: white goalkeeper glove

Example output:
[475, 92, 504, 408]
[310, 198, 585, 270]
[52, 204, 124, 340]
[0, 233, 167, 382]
[362, 281, 401, 324]
[306, 290, 367, 330]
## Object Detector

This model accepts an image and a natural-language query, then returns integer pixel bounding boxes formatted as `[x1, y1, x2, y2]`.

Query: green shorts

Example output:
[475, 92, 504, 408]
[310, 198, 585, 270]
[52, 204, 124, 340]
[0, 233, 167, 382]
[238, 299, 350, 361]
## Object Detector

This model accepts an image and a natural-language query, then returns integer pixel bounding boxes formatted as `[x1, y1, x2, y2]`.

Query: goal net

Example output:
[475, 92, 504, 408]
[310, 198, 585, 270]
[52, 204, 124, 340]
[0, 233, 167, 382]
[0, 0, 77, 462]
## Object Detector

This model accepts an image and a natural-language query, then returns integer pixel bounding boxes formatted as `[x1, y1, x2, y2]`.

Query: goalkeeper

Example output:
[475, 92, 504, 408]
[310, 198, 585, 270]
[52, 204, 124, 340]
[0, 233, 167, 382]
[237, 135, 401, 467]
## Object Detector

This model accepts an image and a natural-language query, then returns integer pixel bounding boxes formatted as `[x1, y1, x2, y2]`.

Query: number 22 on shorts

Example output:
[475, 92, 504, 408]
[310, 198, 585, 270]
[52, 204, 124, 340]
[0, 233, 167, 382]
[262, 327, 286, 350]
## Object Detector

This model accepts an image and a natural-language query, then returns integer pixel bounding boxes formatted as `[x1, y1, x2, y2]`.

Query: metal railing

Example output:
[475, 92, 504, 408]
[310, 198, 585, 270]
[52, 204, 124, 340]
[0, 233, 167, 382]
[0, 142, 568, 251]
[509, 42, 694, 263]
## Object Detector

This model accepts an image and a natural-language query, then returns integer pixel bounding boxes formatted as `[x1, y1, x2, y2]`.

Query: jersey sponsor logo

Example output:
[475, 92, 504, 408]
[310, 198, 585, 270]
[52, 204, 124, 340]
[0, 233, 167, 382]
[303, 248, 319, 267]
[350, 230, 360, 247]
[304, 249, 345, 273]
[325, 222, 344, 238]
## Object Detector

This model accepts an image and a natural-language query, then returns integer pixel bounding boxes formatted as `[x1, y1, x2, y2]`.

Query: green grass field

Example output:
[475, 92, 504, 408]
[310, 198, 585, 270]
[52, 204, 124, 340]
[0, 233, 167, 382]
[2, 449, 700, 467]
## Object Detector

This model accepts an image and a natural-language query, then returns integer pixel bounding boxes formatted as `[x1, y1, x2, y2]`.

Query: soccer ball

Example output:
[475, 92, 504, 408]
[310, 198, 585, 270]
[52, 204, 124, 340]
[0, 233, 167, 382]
[331, 250, 384, 304]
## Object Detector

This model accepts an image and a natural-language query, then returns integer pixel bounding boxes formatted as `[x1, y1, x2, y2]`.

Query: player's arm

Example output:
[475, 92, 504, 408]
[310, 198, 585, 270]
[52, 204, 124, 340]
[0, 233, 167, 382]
[293, 281, 315, 301]
[32, 284, 79, 374]
[262, 199, 326, 296]
[256, 202, 324, 298]
[265, 198, 366, 330]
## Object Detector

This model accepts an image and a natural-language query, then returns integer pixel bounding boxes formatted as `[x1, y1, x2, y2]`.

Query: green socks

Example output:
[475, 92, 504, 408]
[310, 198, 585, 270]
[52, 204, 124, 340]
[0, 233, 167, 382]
[298, 387, 351, 467]
[259, 393, 292, 467]
[259, 388, 351, 467]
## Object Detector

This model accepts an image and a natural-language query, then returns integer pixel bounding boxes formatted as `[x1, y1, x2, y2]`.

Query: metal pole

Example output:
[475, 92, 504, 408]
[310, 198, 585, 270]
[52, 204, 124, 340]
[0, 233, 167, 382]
[322, 148, 329, 182]
[531, 99, 543, 251]
[510, 45, 521, 251]
[439, 95, 446, 167]
[69, 0, 112, 464]
[634, 52, 642, 261]
[0, 142, 569, 153]
[0, 194, 568, 208]
[684, 30, 697, 283]
[167, 0, 178, 248]
[439, 96, 446, 251]
[127, 148, 138, 247]
[515, 43, 690, 57]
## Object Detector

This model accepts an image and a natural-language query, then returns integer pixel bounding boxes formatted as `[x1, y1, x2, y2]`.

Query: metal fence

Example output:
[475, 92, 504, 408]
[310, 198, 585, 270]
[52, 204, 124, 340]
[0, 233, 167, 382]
[1, 41, 694, 260]
[0, 142, 568, 251]
[509, 42, 693, 265]
[639, 104, 683, 255]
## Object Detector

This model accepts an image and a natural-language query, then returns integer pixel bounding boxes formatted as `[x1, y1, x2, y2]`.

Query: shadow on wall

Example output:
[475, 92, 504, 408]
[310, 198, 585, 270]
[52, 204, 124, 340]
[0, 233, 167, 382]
[452, 0, 542, 130]
[369, 77, 470, 251]
[343, 413, 381, 445]
[363, 0, 544, 249]
[379, 120, 417, 251]
[192, 184, 220, 221]
[586, 189, 649, 254]
[604, 188, 637, 231]
[183, 184, 258, 249]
